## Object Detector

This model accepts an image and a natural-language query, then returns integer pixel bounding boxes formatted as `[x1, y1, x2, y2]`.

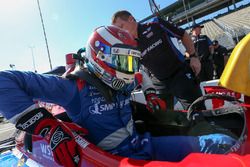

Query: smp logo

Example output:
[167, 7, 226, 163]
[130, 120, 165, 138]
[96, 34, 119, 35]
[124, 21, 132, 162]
[89, 102, 102, 115]
[89, 102, 116, 114]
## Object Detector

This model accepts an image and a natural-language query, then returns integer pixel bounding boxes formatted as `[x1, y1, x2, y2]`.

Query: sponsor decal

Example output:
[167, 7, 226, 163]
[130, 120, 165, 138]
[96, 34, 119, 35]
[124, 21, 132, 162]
[50, 126, 71, 150]
[91, 97, 106, 104]
[215, 91, 240, 99]
[102, 72, 113, 83]
[112, 79, 125, 90]
[195, 37, 207, 43]
[95, 40, 100, 47]
[146, 32, 153, 38]
[39, 127, 50, 137]
[89, 99, 130, 114]
[129, 50, 141, 57]
[185, 73, 192, 79]
[204, 86, 241, 99]
[74, 133, 89, 148]
[204, 86, 242, 108]
[112, 48, 120, 54]
[17, 112, 43, 130]
[89, 86, 98, 90]
[120, 98, 130, 106]
[89, 102, 102, 114]
[142, 39, 162, 56]
[142, 27, 152, 35]
[142, 30, 148, 35]
[40, 143, 54, 161]
[90, 61, 103, 75]
[93, 63, 102, 74]
[89, 91, 101, 97]
[100, 103, 116, 111]
[230, 141, 242, 152]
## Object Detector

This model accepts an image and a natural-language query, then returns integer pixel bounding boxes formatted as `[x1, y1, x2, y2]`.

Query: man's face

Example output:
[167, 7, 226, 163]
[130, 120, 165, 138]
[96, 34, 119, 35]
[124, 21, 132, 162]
[113, 16, 137, 37]
[192, 27, 202, 35]
[213, 44, 219, 49]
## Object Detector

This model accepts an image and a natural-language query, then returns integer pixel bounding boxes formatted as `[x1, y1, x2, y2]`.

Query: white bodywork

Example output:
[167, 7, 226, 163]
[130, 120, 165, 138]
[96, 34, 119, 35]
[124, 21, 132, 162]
[131, 79, 244, 110]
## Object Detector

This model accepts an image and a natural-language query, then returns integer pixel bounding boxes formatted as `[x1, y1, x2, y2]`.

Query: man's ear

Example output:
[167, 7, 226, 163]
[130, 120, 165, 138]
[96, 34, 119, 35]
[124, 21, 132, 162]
[128, 16, 135, 22]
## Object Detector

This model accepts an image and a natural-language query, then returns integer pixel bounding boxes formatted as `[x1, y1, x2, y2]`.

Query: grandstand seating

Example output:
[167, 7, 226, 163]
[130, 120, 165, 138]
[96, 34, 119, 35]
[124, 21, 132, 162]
[141, 1, 250, 50]
[201, 5, 250, 50]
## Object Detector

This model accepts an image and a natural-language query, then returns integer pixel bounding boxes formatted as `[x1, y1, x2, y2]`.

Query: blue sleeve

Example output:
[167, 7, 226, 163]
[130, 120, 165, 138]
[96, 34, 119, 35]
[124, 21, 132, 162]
[0, 70, 79, 120]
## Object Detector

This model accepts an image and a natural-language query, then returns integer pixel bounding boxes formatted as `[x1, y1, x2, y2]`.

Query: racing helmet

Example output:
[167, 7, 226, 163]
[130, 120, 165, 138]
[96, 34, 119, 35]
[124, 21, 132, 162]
[84, 25, 141, 90]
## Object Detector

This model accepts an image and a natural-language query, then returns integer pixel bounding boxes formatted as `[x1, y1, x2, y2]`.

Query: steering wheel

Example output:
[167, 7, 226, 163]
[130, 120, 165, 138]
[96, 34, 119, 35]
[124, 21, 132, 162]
[187, 93, 247, 153]
[187, 93, 243, 121]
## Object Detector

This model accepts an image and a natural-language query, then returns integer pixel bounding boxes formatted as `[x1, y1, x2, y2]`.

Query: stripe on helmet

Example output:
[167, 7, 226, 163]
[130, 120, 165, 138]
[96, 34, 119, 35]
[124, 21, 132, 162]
[96, 27, 122, 46]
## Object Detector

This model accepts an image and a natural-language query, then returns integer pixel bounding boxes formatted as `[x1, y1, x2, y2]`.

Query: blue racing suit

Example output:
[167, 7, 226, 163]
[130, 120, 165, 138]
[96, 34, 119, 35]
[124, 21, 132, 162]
[0, 70, 236, 161]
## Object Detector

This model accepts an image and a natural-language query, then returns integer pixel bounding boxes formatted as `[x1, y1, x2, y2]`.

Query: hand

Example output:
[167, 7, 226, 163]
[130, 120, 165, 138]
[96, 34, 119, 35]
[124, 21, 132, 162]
[16, 108, 82, 167]
[144, 88, 167, 112]
[190, 57, 201, 76]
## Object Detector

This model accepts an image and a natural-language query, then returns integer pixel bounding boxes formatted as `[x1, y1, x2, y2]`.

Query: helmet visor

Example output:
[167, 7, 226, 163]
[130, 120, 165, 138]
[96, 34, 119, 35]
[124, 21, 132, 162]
[110, 47, 141, 74]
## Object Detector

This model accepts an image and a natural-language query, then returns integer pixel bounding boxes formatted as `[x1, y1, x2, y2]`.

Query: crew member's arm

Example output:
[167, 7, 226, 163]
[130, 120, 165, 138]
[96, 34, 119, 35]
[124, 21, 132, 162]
[181, 32, 201, 76]
[181, 31, 195, 56]
[157, 17, 201, 76]
[157, 17, 195, 56]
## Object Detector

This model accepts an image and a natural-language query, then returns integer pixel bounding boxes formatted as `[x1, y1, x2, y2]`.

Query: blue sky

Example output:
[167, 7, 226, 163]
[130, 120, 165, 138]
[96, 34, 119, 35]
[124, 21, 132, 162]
[0, 0, 248, 73]
[0, 0, 173, 73]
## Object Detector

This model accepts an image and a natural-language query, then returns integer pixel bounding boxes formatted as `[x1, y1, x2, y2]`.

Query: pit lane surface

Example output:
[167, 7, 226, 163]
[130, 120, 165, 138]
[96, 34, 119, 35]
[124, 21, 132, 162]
[0, 120, 15, 141]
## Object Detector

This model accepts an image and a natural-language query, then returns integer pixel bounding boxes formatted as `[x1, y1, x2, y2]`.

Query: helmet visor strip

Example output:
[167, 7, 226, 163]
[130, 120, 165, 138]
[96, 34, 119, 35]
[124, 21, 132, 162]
[110, 46, 141, 74]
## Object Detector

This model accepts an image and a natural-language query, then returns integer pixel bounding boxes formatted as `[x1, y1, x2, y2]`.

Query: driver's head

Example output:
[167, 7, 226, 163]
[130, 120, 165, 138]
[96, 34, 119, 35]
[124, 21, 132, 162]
[84, 25, 141, 90]
[112, 10, 137, 38]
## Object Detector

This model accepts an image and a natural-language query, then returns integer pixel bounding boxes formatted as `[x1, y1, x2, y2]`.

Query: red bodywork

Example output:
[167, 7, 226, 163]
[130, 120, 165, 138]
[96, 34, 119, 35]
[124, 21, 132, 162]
[15, 87, 250, 167]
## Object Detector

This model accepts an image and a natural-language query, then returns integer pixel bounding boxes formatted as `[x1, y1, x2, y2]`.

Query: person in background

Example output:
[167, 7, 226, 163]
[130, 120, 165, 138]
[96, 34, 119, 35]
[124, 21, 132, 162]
[0, 25, 236, 166]
[212, 40, 229, 78]
[191, 22, 214, 82]
[111, 10, 203, 110]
